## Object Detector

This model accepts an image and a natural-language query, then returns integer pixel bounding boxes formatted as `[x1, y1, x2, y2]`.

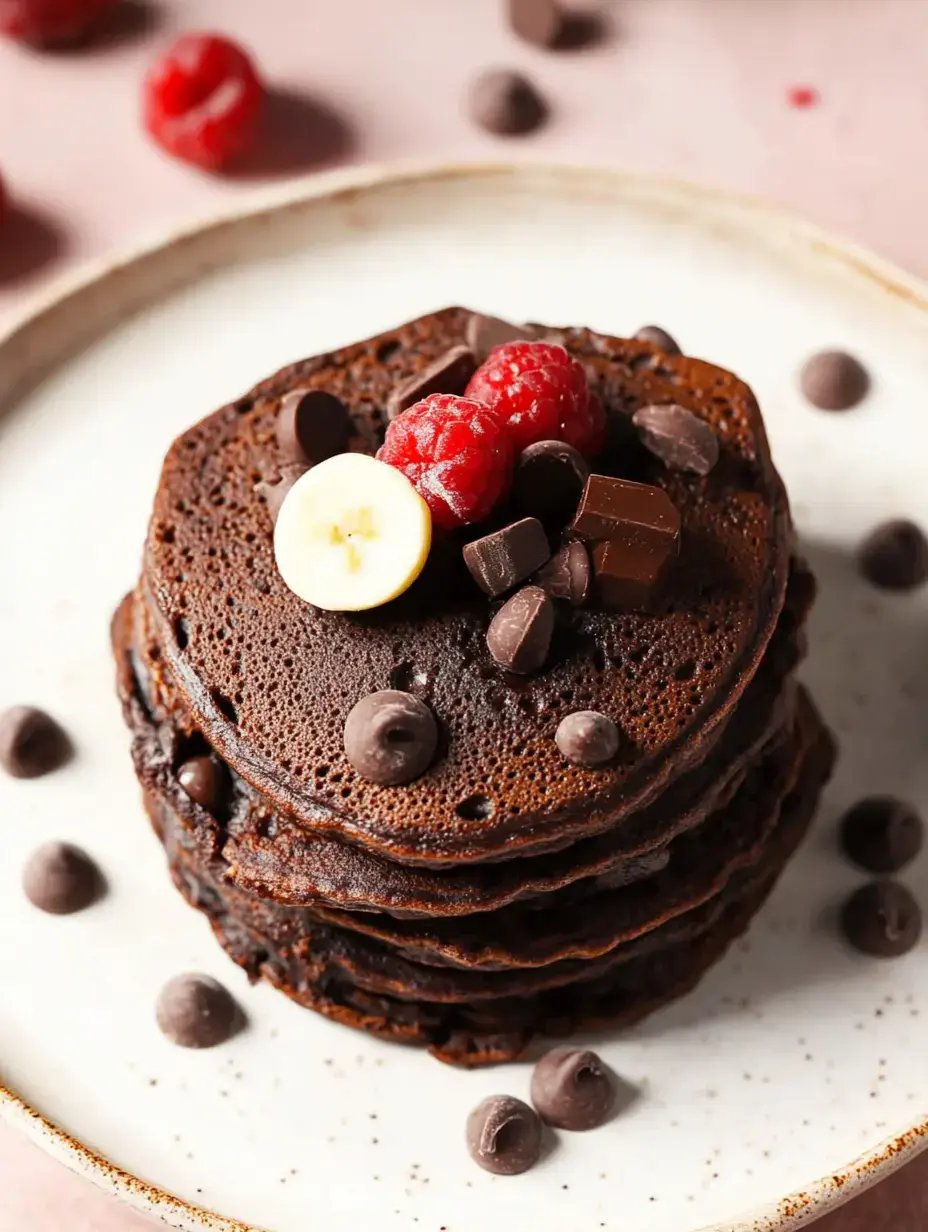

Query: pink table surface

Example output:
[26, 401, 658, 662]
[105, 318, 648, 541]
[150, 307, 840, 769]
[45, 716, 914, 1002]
[1, 1, 927, 1228]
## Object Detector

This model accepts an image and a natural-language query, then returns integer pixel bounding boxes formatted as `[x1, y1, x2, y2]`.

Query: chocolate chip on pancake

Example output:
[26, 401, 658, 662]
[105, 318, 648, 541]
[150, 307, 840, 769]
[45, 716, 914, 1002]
[531, 1048, 615, 1129]
[632, 404, 719, 476]
[255, 464, 308, 523]
[276, 389, 352, 465]
[555, 711, 619, 767]
[178, 755, 229, 814]
[463, 517, 550, 597]
[466, 1095, 542, 1174]
[536, 539, 590, 605]
[386, 345, 477, 422]
[344, 690, 438, 785]
[634, 325, 680, 355]
[466, 313, 532, 362]
[486, 585, 554, 674]
[0, 706, 71, 779]
[513, 439, 589, 525]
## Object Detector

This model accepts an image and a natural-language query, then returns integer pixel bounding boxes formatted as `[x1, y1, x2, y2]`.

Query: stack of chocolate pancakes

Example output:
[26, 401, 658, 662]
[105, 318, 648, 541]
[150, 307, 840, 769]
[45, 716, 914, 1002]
[113, 307, 835, 1066]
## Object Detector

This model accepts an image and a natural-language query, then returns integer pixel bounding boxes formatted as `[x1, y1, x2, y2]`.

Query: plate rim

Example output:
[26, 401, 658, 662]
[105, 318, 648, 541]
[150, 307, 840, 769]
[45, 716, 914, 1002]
[2, 157, 927, 1232]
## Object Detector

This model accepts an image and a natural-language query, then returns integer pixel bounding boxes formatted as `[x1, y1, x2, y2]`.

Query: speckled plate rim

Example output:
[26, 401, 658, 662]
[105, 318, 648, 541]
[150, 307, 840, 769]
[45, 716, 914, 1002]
[1, 159, 928, 1232]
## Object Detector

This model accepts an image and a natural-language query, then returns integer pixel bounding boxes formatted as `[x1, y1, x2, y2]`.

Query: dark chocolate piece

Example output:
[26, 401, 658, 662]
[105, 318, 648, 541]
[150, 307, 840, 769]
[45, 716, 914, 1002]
[513, 439, 589, 525]
[344, 690, 438, 785]
[177, 756, 229, 814]
[840, 797, 923, 874]
[799, 350, 870, 411]
[22, 842, 102, 915]
[555, 711, 619, 767]
[466, 313, 532, 362]
[468, 69, 548, 136]
[634, 325, 680, 355]
[463, 518, 550, 597]
[486, 585, 554, 674]
[466, 1095, 542, 1175]
[536, 540, 590, 606]
[155, 974, 241, 1048]
[592, 537, 674, 611]
[276, 389, 352, 465]
[841, 880, 921, 957]
[0, 706, 71, 779]
[386, 345, 477, 422]
[572, 474, 681, 548]
[255, 464, 307, 523]
[531, 1047, 615, 1130]
[507, 0, 564, 48]
[858, 520, 928, 591]
[632, 404, 719, 476]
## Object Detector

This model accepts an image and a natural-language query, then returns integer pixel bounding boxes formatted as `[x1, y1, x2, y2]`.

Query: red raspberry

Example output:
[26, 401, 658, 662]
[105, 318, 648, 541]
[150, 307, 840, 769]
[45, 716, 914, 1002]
[378, 394, 515, 531]
[563, 391, 606, 456]
[0, 0, 115, 45]
[143, 34, 264, 171]
[465, 340, 600, 455]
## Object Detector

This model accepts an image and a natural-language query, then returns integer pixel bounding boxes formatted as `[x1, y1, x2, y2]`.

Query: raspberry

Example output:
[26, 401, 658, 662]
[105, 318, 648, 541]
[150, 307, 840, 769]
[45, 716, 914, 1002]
[143, 34, 264, 171]
[465, 340, 600, 455]
[378, 394, 515, 531]
[0, 0, 115, 45]
[563, 392, 606, 456]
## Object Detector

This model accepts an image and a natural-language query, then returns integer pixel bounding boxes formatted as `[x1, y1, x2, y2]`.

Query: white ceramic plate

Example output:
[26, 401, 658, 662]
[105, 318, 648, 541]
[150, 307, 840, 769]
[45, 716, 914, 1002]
[2, 163, 928, 1232]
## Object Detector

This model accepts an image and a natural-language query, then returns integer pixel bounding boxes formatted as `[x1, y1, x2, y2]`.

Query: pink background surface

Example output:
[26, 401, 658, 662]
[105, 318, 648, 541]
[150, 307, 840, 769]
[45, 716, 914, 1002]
[2, 0, 927, 1227]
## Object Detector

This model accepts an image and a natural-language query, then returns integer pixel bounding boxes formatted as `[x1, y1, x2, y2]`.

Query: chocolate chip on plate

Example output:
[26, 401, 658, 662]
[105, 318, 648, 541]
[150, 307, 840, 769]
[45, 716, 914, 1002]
[858, 520, 928, 591]
[156, 974, 241, 1048]
[468, 69, 548, 137]
[0, 706, 71, 779]
[466, 1095, 542, 1175]
[632, 404, 719, 476]
[841, 880, 922, 957]
[634, 325, 681, 355]
[536, 540, 591, 606]
[555, 711, 619, 767]
[840, 797, 923, 874]
[531, 1048, 616, 1130]
[514, 439, 589, 525]
[507, 0, 564, 48]
[276, 389, 352, 466]
[386, 345, 477, 422]
[177, 755, 229, 814]
[799, 350, 870, 411]
[344, 690, 438, 785]
[255, 464, 307, 522]
[463, 517, 550, 597]
[466, 313, 532, 363]
[22, 842, 102, 915]
[486, 585, 554, 674]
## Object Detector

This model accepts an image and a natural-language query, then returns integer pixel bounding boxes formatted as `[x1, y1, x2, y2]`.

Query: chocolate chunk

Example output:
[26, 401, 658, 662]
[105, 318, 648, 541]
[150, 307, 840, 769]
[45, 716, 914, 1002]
[573, 474, 681, 548]
[486, 585, 554, 674]
[344, 690, 438, 785]
[177, 755, 229, 814]
[468, 69, 548, 137]
[632, 404, 719, 476]
[840, 797, 923, 874]
[463, 518, 550, 597]
[592, 537, 672, 611]
[514, 439, 589, 525]
[799, 350, 870, 411]
[276, 389, 352, 465]
[466, 313, 532, 363]
[466, 1095, 542, 1175]
[555, 711, 619, 767]
[0, 706, 71, 779]
[507, 0, 564, 48]
[22, 842, 102, 915]
[536, 540, 591, 606]
[386, 345, 477, 422]
[155, 974, 241, 1048]
[634, 325, 680, 355]
[531, 1048, 615, 1130]
[255, 464, 307, 523]
[841, 880, 922, 957]
[858, 520, 928, 591]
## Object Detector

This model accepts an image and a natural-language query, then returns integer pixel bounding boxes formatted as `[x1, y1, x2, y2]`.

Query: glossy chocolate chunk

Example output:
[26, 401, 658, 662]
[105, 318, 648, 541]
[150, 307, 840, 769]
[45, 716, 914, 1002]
[531, 1047, 615, 1130]
[276, 389, 351, 465]
[799, 350, 870, 411]
[840, 797, 923, 875]
[344, 690, 438, 785]
[632, 404, 719, 476]
[858, 520, 928, 591]
[385, 345, 477, 421]
[177, 755, 229, 814]
[463, 518, 550, 597]
[841, 880, 922, 957]
[465, 313, 532, 363]
[593, 537, 674, 611]
[573, 474, 681, 551]
[486, 585, 554, 674]
[468, 69, 548, 136]
[514, 439, 589, 525]
[536, 540, 590, 606]
[634, 325, 680, 355]
[22, 842, 102, 914]
[555, 711, 619, 767]
[0, 706, 71, 779]
[155, 974, 241, 1048]
[466, 1095, 542, 1174]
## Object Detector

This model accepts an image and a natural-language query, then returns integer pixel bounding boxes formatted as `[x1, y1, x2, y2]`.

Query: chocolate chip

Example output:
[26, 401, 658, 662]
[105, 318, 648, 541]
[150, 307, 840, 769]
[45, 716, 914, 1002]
[386, 345, 477, 422]
[840, 797, 923, 874]
[177, 755, 229, 814]
[0, 706, 71, 779]
[634, 325, 680, 355]
[841, 880, 922, 957]
[513, 439, 589, 525]
[276, 389, 352, 465]
[555, 711, 619, 767]
[466, 313, 532, 363]
[799, 350, 870, 410]
[507, 0, 564, 48]
[155, 974, 241, 1048]
[468, 69, 548, 137]
[536, 540, 591, 606]
[344, 690, 438, 785]
[858, 520, 928, 591]
[486, 585, 554, 674]
[22, 842, 102, 915]
[255, 464, 307, 522]
[632, 404, 719, 476]
[466, 1095, 542, 1175]
[531, 1048, 615, 1130]
[463, 518, 550, 597]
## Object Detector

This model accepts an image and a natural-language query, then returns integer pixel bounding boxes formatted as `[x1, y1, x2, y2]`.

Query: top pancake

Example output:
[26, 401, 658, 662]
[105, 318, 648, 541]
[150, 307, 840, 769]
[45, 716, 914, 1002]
[140, 308, 791, 865]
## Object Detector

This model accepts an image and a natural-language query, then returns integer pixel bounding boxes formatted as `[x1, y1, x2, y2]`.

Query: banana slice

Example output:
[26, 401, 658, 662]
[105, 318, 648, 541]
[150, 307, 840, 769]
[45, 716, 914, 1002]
[273, 454, 432, 611]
